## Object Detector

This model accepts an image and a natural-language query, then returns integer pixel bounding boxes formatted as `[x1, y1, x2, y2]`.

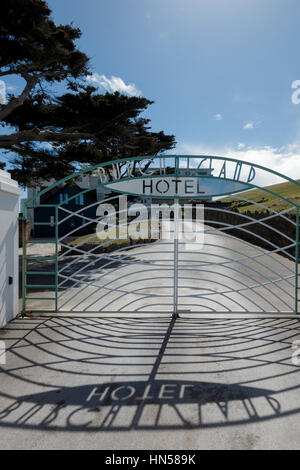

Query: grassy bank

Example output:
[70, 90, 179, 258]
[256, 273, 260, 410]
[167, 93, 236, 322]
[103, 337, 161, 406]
[221, 179, 300, 213]
[67, 221, 159, 249]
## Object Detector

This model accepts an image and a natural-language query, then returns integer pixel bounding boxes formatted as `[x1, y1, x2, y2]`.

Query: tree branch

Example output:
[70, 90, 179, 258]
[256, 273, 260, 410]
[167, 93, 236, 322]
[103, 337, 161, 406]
[0, 74, 40, 121]
[0, 128, 105, 148]
[0, 70, 19, 77]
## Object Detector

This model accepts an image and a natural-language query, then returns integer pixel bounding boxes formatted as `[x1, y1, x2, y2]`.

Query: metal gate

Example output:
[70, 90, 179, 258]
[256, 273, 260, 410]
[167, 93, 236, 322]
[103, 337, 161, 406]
[22, 155, 300, 316]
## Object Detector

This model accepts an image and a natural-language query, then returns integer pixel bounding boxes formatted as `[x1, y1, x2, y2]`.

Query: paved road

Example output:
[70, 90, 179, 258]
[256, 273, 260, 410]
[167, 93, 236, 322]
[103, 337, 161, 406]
[0, 315, 300, 449]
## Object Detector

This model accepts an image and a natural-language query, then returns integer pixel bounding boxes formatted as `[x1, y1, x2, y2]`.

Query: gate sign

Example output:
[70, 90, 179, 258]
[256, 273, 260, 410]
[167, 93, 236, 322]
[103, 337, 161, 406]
[98, 156, 257, 198]
[105, 176, 252, 198]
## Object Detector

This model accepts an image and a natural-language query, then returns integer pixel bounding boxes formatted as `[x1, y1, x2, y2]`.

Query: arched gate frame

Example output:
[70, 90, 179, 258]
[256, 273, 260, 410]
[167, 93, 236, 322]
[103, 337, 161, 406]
[22, 155, 300, 317]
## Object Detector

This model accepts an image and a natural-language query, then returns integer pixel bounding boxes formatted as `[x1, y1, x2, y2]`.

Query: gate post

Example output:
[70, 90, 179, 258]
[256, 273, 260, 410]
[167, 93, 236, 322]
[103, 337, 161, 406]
[173, 199, 179, 318]
[0, 170, 22, 326]
[55, 206, 58, 313]
[22, 216, 27, 315]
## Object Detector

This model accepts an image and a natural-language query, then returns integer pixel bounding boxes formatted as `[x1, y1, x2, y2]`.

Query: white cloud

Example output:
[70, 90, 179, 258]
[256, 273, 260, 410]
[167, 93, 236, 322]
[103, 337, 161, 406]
[86, 73, 142, 97]
[215, 113, 223, 120]
[175, 141, 300, 187]
[0, 80, 7, 104]
[0, 81, 17, 104]
[243, 122, 254, 129]
[6, 84, 16, 92]
[237, 143, 246, 149]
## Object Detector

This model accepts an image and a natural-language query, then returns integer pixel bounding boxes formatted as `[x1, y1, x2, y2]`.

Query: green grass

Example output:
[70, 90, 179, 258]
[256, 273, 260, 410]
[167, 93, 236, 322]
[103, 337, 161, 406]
[68, 221, 158, 248]
[220, 179, 300, 213]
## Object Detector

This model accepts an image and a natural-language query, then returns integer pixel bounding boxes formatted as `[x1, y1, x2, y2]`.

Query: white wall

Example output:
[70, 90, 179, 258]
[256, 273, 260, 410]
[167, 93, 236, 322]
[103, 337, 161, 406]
[0, 170, 22, 327]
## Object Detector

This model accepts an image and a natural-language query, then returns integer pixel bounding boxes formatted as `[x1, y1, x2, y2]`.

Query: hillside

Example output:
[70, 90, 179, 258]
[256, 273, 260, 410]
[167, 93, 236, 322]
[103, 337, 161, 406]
[220, 179, 300, 213]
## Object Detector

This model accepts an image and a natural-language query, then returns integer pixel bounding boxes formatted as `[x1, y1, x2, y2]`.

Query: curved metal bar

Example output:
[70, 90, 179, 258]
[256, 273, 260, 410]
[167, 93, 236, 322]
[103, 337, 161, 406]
[57, 209, 296, 270]
[59, 271, 175, 311]
[57, 242, 172, 283]
[58, 234, 294, 295]
[134, 302, 215, 312]
[202, 207, 296, 243]
[97, 284, 237, 313]
[58, 204, 296, 259]
[121, 288, 248, 313]
[70, 264, 280, 313]
[56, 233, 296, 314]
[189, 229, 296, 263]
[193, 219, 296, 260]
[176, 265, 293, 303]
[93, 280, 265, 313]
[56, 206, 295, 291]
[58, 247, 293, 313]
[24, 154, 300, 210]
[57, 238, 295, 295]
[57, 225, 294, 288]
[126, 296, 232, 313]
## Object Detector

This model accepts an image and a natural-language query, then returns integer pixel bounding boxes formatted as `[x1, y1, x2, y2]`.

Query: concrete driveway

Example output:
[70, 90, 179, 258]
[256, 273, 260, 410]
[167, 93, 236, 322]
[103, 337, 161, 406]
[0, 315, 300, 449]
[8, 224, 300, 449]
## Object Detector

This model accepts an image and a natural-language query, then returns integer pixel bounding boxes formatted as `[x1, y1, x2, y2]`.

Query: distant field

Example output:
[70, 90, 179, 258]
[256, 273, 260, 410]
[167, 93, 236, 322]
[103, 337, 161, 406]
[220, 179, 300, 213]
[68, 221, 158, 248]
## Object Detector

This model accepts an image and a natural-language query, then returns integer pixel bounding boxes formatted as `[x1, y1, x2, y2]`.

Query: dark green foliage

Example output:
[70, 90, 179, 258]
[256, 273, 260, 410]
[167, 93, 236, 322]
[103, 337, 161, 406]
[0, 1, 176, 186]
[0, 0, 88, 80]
[3, 86, 175, 185]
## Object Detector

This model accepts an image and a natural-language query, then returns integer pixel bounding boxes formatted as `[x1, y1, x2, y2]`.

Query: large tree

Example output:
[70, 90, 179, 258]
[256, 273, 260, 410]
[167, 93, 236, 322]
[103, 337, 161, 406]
[0, 0, 175, 185]
[0, 0, 89, 119]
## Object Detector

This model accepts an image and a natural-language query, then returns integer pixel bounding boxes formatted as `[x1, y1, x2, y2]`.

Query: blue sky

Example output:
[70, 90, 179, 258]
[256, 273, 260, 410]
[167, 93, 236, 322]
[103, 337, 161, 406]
[2, 0, 300, 184]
